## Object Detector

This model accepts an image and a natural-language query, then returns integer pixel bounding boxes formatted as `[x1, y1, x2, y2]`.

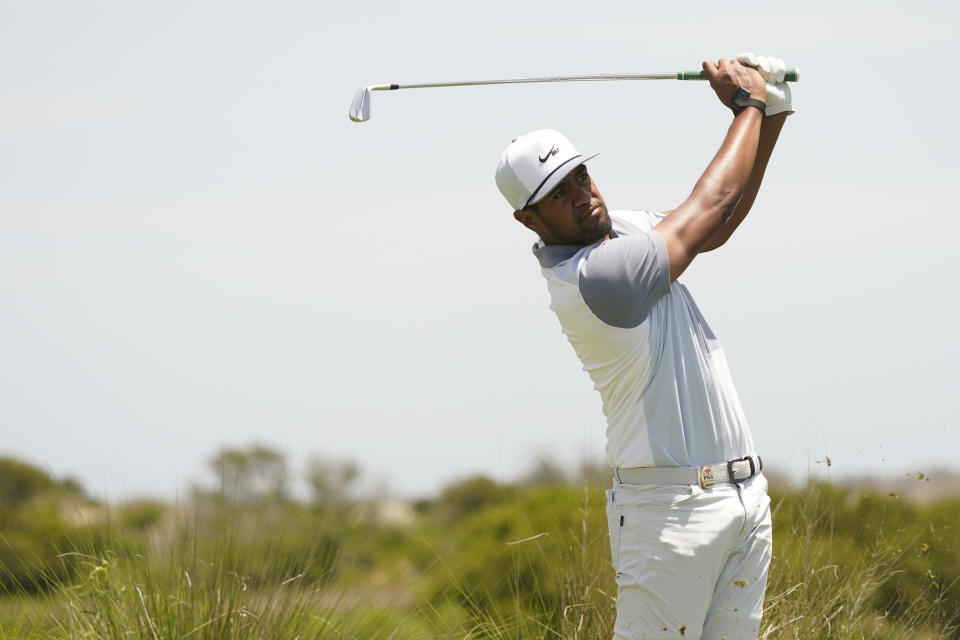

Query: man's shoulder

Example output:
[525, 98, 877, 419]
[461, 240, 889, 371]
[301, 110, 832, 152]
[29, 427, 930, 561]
[609, 209, 664, 236]
[531, 210, 664, 271]
[576, 213, 673, 329]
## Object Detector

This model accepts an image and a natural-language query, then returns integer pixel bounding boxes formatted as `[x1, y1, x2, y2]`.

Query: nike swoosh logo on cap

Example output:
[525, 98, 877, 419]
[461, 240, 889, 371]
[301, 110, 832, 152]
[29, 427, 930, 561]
[538, 145, 559, 163]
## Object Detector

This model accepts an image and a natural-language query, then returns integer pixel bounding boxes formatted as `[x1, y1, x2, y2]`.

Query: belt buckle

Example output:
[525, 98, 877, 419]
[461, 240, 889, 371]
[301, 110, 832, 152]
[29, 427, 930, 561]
[727, 456, 756, 484]
[698, 466, 717, 489]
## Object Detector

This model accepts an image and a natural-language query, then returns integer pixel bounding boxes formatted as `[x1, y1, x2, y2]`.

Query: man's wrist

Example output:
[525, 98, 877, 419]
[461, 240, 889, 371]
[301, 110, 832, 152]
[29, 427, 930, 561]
[730, 87, 766, 117]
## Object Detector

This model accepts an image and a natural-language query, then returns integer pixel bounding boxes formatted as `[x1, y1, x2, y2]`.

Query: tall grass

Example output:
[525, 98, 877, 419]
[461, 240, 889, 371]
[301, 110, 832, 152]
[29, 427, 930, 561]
[761, 485, 958, 639]
[1, 501, 439, 640]
[2, 482, 958, 639]
[452, 484, 959, 640]
[437, 486, 616, 639]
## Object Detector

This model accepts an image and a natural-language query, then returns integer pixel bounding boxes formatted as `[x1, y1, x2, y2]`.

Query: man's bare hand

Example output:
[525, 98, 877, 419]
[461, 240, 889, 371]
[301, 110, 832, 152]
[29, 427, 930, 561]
[701, 58, 766, 110]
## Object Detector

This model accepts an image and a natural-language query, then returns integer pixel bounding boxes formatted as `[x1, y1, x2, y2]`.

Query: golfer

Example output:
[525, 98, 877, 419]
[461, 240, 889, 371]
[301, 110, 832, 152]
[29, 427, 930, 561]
[495, 54, 793, 639]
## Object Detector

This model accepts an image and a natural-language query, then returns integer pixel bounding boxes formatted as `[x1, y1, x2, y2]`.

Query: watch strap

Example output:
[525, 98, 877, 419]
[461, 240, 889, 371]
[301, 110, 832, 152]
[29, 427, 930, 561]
[730, 87, 766, 117]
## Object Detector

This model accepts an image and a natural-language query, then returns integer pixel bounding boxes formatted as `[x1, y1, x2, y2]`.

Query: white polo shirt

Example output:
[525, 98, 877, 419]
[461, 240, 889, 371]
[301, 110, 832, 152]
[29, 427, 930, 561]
[533, 209, 756, 468]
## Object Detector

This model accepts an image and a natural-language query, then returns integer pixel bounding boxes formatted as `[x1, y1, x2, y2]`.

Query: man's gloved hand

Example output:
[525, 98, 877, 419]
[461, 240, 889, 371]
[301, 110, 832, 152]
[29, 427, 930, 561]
[736, 52, 794, 117]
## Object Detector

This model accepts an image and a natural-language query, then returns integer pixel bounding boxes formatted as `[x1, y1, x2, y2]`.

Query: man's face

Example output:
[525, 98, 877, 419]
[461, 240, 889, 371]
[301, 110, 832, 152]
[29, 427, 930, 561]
[514, 164, 611, 246]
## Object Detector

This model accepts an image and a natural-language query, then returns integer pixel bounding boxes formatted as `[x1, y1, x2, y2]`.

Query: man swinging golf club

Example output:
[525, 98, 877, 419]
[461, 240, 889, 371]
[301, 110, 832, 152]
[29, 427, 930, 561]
[495, 53, 794, 639]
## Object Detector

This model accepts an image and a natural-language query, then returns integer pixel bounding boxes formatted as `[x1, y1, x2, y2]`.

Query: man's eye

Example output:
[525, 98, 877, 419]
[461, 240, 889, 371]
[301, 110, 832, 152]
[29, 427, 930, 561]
[553, 189, 564, 199]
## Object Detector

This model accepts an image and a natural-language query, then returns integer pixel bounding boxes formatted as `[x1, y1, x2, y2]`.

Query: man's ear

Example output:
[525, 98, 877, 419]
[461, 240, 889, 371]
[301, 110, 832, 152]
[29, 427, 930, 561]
[513, 208, 538, 232]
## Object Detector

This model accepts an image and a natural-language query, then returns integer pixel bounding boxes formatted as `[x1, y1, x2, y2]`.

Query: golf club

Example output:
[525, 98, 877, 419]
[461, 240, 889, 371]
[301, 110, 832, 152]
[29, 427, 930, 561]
[348, 68, 800, 122]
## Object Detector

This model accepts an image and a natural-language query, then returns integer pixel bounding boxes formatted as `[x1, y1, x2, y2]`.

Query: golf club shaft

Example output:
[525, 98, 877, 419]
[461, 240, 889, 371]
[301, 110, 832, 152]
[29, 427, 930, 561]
[349, 68, 800, 121]
[372, 69, 799, 92]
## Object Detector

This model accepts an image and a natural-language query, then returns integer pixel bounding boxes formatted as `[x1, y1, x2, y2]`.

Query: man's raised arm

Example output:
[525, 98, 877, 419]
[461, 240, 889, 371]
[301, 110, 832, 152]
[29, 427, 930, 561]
[654, 58, 767, 282]
[700, 53, 794, 252]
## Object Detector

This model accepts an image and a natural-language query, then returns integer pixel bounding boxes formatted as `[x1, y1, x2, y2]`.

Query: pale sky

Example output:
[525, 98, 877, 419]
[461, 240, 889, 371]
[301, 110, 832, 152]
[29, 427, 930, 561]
[2, 1, 958, 502]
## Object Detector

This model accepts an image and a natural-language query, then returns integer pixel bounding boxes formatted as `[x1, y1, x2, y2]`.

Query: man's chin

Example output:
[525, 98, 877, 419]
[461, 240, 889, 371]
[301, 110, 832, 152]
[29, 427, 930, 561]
[583, 216, 612, 244]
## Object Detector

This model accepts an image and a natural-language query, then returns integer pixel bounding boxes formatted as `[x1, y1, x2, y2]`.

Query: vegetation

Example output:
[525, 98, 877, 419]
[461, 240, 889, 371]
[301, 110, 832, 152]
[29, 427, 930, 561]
[0, 450, 957, 639]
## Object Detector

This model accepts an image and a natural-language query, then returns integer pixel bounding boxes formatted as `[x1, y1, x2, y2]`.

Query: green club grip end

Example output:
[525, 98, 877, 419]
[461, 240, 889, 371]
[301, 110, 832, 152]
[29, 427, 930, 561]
[678, 68, 800, 82]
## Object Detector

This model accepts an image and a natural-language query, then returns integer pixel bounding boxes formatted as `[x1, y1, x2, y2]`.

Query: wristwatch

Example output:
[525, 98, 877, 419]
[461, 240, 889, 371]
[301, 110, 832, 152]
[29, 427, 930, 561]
[730, 87, 766, 117]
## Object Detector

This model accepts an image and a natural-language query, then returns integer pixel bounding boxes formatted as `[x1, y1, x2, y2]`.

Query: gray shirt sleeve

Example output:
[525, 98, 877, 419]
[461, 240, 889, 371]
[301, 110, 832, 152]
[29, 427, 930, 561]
[578, 231, 671, 328]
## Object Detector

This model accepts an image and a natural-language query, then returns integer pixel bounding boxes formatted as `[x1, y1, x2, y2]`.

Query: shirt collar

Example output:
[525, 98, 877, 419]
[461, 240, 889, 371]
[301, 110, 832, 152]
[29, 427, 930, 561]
[532, 242, 580, 268]
[531, 229, 620, 268]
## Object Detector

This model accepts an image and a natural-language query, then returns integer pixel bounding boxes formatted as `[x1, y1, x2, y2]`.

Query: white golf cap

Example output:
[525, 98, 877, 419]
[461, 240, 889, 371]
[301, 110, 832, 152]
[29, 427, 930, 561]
[495, 129, 598, 211]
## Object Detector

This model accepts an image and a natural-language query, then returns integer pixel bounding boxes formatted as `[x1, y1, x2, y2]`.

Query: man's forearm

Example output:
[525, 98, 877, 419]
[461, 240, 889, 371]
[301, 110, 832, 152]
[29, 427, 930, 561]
[655, 108, 764, 281]
[699, 112, 787, 252]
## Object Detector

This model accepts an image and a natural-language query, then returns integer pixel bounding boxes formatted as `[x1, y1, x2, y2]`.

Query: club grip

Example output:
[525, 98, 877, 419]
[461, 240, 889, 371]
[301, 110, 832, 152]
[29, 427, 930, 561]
[678, 68, 800, 82]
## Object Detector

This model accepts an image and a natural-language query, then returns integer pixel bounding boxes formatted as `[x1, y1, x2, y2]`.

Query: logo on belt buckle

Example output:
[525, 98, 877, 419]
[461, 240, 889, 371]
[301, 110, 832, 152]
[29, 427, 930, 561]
[699, 466, 716, 489]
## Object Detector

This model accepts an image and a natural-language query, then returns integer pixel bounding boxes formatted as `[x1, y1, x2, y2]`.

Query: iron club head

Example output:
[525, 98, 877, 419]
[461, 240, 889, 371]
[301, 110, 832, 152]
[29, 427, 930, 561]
[349, 86, 372, 122]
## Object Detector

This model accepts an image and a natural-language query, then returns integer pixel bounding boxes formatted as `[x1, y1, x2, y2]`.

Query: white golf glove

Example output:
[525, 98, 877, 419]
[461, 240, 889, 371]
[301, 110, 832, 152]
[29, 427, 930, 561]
[736, 52, 794, 117]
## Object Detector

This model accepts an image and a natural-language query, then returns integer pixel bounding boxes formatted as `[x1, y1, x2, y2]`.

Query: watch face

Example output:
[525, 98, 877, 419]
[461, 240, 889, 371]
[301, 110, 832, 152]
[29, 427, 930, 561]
[732, 88, 763, 115]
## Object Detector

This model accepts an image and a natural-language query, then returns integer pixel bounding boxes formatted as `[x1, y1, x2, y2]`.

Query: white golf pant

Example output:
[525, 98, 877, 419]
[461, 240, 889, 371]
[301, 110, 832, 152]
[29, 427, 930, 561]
[605, 473, 772, 640]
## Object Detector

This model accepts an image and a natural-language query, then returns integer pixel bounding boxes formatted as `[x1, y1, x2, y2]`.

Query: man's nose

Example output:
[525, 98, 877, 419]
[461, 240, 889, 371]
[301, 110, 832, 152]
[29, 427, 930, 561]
[572, 182, 591, 205]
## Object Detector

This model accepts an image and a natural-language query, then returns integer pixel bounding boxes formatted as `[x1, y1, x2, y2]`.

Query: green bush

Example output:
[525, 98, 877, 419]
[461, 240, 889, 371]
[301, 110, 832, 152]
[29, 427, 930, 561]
[118, 500, 167, 531]
[420, 483, 615, 637]
[0, 459, 111, 596]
